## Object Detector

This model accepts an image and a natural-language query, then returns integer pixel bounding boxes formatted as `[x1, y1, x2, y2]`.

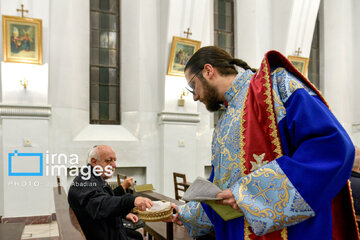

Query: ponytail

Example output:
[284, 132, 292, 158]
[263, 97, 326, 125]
[229, 58, 257, 72]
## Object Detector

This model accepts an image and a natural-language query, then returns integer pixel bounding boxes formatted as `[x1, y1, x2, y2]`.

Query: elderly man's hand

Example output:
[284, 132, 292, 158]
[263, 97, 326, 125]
[126, 213, 138, 223]
[134, 197, 153, 211]
[215, 188, 241, 212]
[121, 177, 134, 190]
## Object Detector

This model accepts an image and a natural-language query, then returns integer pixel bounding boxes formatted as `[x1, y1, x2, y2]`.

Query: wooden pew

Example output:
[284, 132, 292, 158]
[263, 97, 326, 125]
[134, 190, 192, 240]
[53, 185, 86, 240]
[0, 222, 25, 240]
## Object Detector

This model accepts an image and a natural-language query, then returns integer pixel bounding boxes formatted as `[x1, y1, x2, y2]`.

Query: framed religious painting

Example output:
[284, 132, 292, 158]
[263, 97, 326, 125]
[167, 36, 201, 77]
[2, 15, 42, 64]
[288, 55, 309, 76]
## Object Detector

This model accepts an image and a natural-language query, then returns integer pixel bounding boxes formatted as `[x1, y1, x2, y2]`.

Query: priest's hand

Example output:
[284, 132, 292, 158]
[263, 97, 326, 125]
[165, 203, 183, 225]
[215, 188, 241, 212]
[134, 197, 153, 211]
[126, 213, 138, 223]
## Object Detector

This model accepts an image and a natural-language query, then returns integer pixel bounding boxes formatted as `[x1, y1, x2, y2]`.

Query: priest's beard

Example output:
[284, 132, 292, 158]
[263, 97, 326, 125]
[200, 78, 223, 112]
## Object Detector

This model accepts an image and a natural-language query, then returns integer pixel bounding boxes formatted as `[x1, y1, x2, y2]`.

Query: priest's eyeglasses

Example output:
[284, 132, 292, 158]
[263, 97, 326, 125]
[185, 69, 202, 95]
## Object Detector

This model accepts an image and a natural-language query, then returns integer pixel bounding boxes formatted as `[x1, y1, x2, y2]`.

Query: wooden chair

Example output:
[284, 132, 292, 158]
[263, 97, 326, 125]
[53, 177, 86, 240]
[173, 172, 190, 201]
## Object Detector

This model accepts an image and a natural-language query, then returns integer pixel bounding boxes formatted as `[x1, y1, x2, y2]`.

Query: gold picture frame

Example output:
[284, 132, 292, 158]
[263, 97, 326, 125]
[2, 15, 42, 65]
[288, 55, 309, 76]
[167, 36, 201, 77]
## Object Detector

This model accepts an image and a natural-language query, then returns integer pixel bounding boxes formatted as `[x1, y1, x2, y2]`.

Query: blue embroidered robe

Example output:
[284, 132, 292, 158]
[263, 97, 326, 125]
[178, 67, 355, 240]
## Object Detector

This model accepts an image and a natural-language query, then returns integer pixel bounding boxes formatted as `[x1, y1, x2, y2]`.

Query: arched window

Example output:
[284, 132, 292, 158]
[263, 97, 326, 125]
[90, 0, 120, 124]
[214, 0, 234, 127]
[308, 13, 320, 89]
[214, 0, 235, 56]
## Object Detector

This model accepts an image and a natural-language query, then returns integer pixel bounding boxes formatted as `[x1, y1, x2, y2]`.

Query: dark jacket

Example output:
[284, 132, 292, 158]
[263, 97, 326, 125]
[68, 166, 135, 240]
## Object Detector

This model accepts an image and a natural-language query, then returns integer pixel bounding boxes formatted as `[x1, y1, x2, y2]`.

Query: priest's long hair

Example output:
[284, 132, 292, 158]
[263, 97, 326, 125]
[184, 46, 257, 76]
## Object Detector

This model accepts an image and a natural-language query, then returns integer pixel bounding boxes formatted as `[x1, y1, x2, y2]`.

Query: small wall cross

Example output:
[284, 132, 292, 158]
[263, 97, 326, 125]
[183, 28, 192, 38]
[17, 4, 29, 18]
[295, 47, 302, 56]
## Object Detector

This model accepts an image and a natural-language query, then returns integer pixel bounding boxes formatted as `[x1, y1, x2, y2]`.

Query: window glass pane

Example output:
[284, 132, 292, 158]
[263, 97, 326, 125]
[90, 84, 99, 101]
[226, 16, 232, 31]
[100, 0, 109, 11]
[109, 86, 117, 103]
[226, 33, 233, 47]
[99, 68, 109, 84]
[109, 50, 117, 66]
[91, 103, 99, 120]
[109, 103, 117, 121]
[91, 30, 99, 47]
[100, 31, 109, 48]
[219, 0, 225, 12]
[214, 14, 219, 29]
[218, 33, 226, 48]
[90, 12, 100, 29]
[109, 0, 119, 13]
[90, 67, 99, 83]
[100, 13, 109, 30]
[225, 2, 232, 16]
[99, 49, 109, 65]
[219, 14, 226, 30]
[99, 103, 109, 120]
[109, 68, 117, 84]
[91, 48, 99, 65]
[99, 85, 109, 101]
[109, 15, 117, 31]
[109, 32, 117, 49]
[90, 0, 99, 10]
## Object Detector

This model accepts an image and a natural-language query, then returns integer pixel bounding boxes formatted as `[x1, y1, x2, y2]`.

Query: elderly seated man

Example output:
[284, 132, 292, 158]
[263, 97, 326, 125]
[68, 145, 153, 240]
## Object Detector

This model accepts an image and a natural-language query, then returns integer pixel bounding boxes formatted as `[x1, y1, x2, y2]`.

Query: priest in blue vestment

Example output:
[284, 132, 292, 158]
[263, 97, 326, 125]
[171, 46, 359, 240]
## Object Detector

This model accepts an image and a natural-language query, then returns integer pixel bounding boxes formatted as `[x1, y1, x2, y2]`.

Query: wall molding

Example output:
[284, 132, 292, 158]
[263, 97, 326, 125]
[0, 104, 52, 118]
[158, 112, 200, 124]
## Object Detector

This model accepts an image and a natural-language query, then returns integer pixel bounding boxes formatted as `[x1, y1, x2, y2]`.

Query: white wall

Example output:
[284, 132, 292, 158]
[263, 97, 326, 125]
[2, 118, 50, 217]
[235, 0, 320, 66]
[0, 0, 51, 218]
[322, 0, 354, 134]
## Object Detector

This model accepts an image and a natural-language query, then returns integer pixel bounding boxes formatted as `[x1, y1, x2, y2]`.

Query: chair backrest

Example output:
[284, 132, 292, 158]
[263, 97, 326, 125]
[173, 172, 187, 201]
[117, 173, 127, 186]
